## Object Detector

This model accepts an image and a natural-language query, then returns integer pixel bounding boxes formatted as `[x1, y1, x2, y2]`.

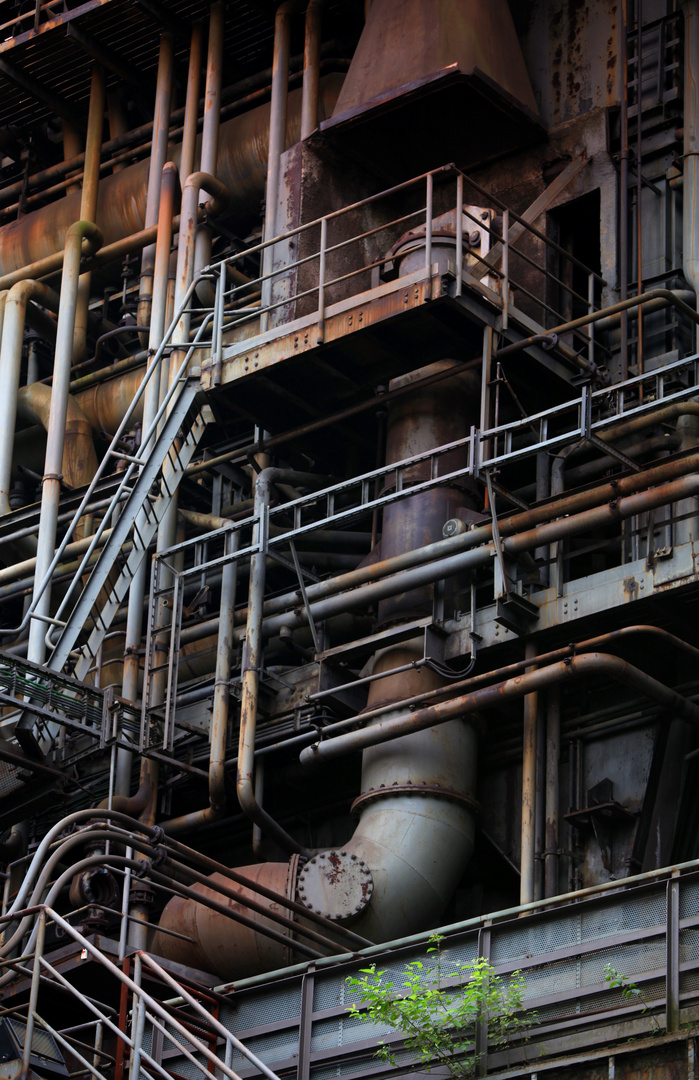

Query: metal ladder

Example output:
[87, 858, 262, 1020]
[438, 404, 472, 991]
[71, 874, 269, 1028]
[45, 376, 211, 681]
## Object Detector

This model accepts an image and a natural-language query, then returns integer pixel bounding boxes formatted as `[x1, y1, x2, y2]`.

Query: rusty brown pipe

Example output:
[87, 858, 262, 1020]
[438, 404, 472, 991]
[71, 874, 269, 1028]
[138, 32, 174, 345]
[299, 651, 699, 766]
[301, 0, 324, 138]
[73, 66, 105, 367]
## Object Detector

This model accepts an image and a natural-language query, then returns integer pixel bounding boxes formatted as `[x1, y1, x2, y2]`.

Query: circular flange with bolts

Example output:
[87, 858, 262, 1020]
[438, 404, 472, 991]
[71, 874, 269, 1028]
[297, 850, 374, 921]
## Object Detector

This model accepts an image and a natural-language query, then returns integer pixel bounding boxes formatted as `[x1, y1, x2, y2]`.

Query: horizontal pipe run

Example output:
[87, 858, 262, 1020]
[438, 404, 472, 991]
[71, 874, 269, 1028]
[246, 468, 699, 644]
[299, 652, 699, 765]
[495, 288, 699, 360]
[178, 449, 699, 648]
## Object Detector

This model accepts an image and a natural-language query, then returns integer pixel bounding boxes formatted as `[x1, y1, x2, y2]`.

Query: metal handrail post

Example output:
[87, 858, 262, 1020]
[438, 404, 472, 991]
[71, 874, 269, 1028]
[129, 953, 146, 1080]
[588, 270, 596, 371]
[455, 172, 463, 297]
[22, 907, 46, 1076]
[317, 216, 327, 342]
[425, 172, 433, 286]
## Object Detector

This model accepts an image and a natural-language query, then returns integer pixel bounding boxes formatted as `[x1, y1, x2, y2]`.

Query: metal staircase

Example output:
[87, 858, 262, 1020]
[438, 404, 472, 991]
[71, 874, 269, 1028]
[45, 376, 211, 681]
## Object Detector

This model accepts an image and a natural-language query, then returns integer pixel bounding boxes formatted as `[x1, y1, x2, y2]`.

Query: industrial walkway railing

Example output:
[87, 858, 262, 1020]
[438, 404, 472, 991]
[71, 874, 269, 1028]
[7, 859, 697, 1080]
[14, 905, 281, 1080]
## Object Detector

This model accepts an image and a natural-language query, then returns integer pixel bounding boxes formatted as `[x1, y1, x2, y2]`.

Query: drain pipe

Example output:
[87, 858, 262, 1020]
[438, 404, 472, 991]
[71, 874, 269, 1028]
[194, 3, 225, 304]
[0, 281, 60, 516]
[682, 0, 699, 342]
[137, 33, 175, 345]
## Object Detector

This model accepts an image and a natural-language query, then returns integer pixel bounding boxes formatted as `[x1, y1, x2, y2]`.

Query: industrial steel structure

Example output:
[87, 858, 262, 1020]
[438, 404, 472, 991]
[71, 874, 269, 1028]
[0, 1, 698, 1078]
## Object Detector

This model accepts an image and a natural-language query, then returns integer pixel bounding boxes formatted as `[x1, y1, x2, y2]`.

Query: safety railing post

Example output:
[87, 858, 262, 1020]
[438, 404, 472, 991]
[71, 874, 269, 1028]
[588, 270, 595, 373]
[317, 216, 327, 343]
[129, 953, 147, 1080]
[455, 172, 463, 297]
[425, 172, 433, 291]
[212, 265, 226, 386]
[666, 872, 680, 1032]
[22, 908, 46, 1077]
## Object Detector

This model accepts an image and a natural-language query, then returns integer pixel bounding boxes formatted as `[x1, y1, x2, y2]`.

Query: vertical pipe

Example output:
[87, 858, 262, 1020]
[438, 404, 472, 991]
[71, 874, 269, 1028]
[194, 3, 225, 289]
[682, 0, 699, 346]
[544, 686, 561, 897]
[137, 33, 174, 340]
[117, 162, 178, 798]
[520, 640, 538, 904]
[502, 207, 509, 330]
[535, 698, 546, 901]
[261, 2, 293, 325]
[636, 0, 644, 372]
[455, 172, 463, 296]
[72, 66, 105, 366]
[237, 469, 311, 856]
[180, 24, 203, 187]
[301, 0, 323, 139]
[27, 220, 102, 667]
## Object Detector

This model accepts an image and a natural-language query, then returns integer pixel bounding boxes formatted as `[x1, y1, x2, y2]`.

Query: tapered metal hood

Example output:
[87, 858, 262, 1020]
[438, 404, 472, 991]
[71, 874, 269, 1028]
[332, 0, 538, 117]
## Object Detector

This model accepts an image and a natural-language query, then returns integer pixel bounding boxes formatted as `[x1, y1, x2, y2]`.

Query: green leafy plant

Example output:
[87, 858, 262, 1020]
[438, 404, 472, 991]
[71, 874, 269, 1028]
[346, 935, 538, 1077]
[603, 964, 662, 1032]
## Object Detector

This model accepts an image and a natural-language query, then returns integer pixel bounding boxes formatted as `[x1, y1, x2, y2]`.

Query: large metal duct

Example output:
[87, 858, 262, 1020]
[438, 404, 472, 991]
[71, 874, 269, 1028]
[0, 76, 343, 277]
[154, 359, 480, 979]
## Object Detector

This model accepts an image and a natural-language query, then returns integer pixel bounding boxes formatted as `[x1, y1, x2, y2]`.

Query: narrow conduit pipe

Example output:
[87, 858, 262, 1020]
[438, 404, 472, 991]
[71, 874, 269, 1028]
[137, 32, 174, 344]
[180, 24, 203, 186]
[27, 219, 102, 668]
[0, 281, 60, 515]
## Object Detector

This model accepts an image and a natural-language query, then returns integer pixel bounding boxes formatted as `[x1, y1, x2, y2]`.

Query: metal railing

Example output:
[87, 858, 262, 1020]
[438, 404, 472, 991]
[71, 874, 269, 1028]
[198, 163, 607, 381]
[5, 861, 699, 1080]
[186, 861, 699, 1080]
[15, 905, 281, 1080]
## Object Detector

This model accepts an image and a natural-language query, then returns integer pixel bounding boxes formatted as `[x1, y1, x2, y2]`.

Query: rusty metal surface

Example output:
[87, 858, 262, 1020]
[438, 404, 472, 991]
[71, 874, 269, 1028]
[333, 0, 538, 117]
[214, 269, 438, 389]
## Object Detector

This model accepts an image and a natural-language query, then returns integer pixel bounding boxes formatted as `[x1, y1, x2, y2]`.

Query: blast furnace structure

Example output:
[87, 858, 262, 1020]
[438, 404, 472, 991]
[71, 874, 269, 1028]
[0, 2, 696, 1079]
